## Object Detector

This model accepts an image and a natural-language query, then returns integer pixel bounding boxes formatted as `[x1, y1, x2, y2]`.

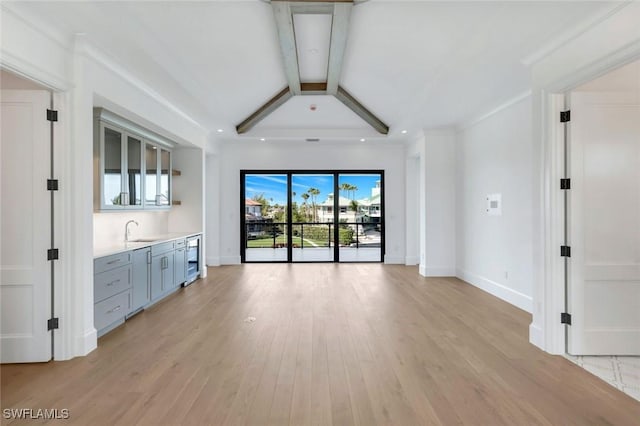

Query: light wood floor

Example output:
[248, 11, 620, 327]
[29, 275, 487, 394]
[2, 264, 639, 425]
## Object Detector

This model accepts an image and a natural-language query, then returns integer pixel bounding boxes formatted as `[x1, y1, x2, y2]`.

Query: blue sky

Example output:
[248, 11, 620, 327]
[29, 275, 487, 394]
[245, 174, 380, 205]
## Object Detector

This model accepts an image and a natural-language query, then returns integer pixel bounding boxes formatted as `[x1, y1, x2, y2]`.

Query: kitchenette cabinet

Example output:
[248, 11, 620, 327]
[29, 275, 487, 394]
[94, 233, 202, 338]
[131, 247, 151, 314]
[94, 108, 174, 212]
[151, 241, 175, 301]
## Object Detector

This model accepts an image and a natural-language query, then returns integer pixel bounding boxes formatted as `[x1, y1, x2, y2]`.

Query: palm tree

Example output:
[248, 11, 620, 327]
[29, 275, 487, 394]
[301, 193, 310, 221]
[339, 182, 350, 199]
[349, 184, 358, 200]
[308, 188, 320, 222]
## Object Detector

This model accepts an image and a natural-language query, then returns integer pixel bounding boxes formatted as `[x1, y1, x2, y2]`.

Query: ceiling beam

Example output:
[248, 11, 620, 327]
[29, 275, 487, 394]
[300, 82, 327, 95]
[335, 86, 389, 134]
[272, 1, 302, 95]
[236, 87, 292, 134]
[326, 2, 352, 95]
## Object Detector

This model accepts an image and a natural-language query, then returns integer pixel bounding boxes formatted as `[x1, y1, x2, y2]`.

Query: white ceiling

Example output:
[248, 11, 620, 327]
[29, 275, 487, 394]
[8, 1, 618, 143]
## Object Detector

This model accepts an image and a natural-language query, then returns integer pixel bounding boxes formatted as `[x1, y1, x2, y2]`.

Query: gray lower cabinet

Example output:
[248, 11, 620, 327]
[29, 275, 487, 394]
[94, 251, 132, 337]
[175, 247, 186, 286]
[151, 250, 175, 300]
[131, 247, 151, 314]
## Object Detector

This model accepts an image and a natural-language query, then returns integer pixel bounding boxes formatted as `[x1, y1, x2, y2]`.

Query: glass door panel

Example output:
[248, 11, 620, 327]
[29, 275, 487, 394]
[145, 144, 157, 205]
[337, 173, 383, 262]
[291, 174, 335, 262]
[103, 126, 123, 206]
[127, 135, 142, 206]
[159, 149, 171, 206]
[243, 174, 289, 262]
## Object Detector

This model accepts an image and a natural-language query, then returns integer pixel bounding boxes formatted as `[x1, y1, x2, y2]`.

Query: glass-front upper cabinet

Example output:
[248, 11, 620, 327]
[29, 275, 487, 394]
[144, 143, 172, 207]
[102, 125, 124, 208]
[127, 135, 143, 207]
[159, 149, 171, 206]
[145, 144, 158, 206]
[94, 108, 174, 211]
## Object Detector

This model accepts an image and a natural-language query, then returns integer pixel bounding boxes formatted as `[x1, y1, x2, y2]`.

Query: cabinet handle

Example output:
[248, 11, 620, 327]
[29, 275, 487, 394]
[147, 251, 151, 264]
[106, 279, 120, 286]
[107, 305, 121, 314]
[106, 259, 121, 265]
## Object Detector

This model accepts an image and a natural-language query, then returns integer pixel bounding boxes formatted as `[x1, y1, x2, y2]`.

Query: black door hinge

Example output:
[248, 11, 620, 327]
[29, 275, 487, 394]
[560, 246, 571, 257]
[47, 248, 59, 261]
[560, 178, 571, 190]
[560, 110, 571, 123]
[46, 109, 58, 122]
[47, 179, 59, 191]
[561, 313, 572, 325]
[47, 318, 59, 331]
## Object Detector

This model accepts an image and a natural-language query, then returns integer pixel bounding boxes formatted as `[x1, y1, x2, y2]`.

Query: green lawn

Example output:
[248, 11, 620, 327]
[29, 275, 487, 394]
[246, 235, 330, 248]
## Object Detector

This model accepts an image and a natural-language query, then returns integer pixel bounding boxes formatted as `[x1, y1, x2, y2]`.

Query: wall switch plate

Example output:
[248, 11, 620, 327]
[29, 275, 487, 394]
[486, 193, 502, 216]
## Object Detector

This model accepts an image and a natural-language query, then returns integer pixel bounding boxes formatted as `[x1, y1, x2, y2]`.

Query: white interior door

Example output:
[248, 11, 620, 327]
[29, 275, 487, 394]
[1, 90, 52, 362]
[568, 91, 640, 355]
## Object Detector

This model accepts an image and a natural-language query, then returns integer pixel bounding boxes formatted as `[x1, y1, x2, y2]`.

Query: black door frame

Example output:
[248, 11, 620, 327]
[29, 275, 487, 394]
[240, 170, 385, 263]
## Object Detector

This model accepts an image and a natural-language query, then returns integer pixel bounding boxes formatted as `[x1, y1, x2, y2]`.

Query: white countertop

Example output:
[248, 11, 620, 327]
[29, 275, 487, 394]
[94, 232, 201, 259]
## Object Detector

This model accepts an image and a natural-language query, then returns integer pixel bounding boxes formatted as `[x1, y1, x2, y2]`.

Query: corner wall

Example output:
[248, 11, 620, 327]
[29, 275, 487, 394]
[455, 96, 534, 313]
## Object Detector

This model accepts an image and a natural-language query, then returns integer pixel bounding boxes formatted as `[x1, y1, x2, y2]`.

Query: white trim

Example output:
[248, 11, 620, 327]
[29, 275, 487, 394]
[457, 91, 531, 132]
[419, 264, 427, 277]
[0, 51, 72, 92]
[221, 256, 241, 265]
[75, 328, 97, 358]
[81, 43, 207, 133]
[383, 256, 404, 265]
[422, 267, 456, 277]
[521, 2, 632, 67]
[404, 256, 419, 266]
[206, 257, 221, 267]
[529, 323, 544, 349]
[456, 268, 533, 313]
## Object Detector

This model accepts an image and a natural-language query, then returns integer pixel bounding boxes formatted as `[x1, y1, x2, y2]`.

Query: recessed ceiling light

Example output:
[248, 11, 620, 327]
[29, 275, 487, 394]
[360, 138, 366, 142]
[401, 130, 408, 134]
[260, 138, 266, 142]
[217, 129, 224, 133]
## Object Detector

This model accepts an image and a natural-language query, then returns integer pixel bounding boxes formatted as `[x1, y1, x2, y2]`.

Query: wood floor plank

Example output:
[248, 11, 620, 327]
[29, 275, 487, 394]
[1, 264, 639, 425]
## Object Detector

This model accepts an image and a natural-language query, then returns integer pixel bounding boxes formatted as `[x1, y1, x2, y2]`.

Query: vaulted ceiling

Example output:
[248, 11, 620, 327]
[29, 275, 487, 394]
[8, 1, 617, 143]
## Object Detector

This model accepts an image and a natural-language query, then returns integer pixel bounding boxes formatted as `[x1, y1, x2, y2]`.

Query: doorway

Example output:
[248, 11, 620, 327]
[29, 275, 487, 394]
[563, 60, 640, 356]
[240, 170, 385, 263]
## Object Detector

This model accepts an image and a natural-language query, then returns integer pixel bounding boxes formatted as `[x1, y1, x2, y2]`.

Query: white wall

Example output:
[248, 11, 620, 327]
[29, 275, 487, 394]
[455, 96, 534, 313]
[211, 142, 406, 264]
[424, 129, 456, 276]
[94, 211, 169, 246]
[168, 148, 205, 234]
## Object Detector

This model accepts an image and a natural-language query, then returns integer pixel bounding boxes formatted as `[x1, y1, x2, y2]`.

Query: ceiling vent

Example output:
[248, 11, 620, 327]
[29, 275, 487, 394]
[305, 138, 320, 142]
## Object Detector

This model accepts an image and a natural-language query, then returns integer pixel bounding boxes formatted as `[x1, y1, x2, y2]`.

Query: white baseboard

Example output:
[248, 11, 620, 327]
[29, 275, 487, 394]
[384, 256, 405, 264]
[419, 264, 427, 276]
[206, 256, 220, 267]
[405, 256, 419, 266]
[456, 268, 533, 313]
[529, 322, 544, 350]
[220, 255, 241, 265]
[75, 328, 97, 358]
[423, 266, 456, 277]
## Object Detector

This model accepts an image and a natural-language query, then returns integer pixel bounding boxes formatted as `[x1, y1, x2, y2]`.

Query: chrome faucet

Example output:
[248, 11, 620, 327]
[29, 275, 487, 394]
[125, 220, 139, 242]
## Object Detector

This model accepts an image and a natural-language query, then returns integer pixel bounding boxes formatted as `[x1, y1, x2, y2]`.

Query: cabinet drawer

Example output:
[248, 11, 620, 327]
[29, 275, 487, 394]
[175, 239, 186, 249]
[151, 241, 175, 256]
[94, 265, 132, 303]
[94, 290, 130, 332]
[95, 251, 132, 274]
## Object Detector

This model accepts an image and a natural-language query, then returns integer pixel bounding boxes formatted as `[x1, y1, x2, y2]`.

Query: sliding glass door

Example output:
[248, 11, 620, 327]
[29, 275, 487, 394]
[291, 174, 335, 262]
[241, 170, 384, 263]
[337, 173, 383, 262]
